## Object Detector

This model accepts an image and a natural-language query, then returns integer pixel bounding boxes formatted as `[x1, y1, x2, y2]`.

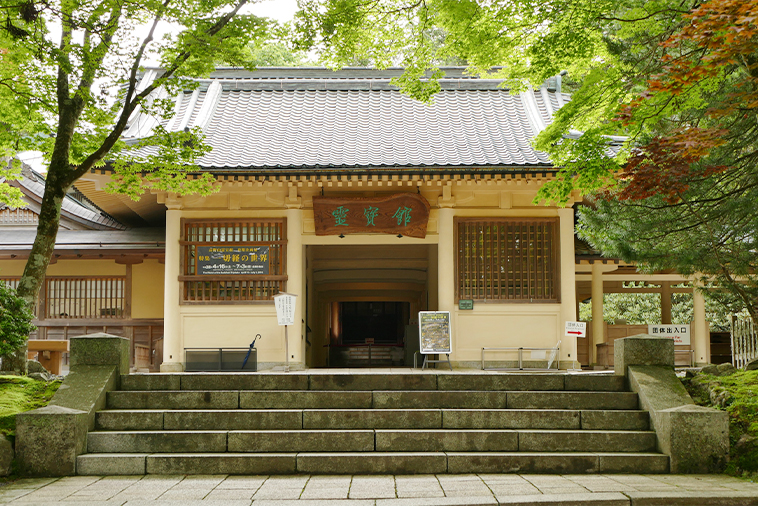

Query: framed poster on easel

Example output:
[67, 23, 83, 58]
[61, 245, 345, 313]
[418, 311, 452, 370]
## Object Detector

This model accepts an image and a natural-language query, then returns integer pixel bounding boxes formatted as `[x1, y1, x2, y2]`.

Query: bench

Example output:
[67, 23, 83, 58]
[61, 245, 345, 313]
[27, 339, 69, 375]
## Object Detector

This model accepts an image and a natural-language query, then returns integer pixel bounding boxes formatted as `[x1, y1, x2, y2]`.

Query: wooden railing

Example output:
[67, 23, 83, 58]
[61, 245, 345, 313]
[30, 318, 164, 370]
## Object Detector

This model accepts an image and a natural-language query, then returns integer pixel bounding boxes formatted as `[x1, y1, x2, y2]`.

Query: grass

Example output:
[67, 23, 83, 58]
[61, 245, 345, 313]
[683, 370, 758, 477]
[0, 375, 61, 437]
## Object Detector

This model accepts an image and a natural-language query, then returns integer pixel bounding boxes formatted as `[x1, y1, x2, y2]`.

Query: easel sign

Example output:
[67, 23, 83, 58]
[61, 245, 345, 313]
[418, 311, 452, 370]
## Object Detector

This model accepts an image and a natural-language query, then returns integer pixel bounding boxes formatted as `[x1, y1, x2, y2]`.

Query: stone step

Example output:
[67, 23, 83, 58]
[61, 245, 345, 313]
[76, 451, 669, 476]
[86, 429, 656, 454]
[106, 389, 637, 410]
[95, 408, 649, 431]
[119, 372, 627, 393]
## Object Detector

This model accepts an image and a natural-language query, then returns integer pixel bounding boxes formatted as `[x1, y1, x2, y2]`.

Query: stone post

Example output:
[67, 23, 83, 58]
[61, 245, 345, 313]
[615, 334, 728, 473]
[16, 333, 129, 476]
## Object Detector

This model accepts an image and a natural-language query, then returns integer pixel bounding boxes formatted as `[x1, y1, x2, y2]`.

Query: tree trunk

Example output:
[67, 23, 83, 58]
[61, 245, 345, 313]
[2, 160, 69, 374]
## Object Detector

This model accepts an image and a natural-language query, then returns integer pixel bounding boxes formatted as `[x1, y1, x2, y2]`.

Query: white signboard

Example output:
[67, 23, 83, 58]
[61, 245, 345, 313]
[419, 311, 452, 354]
[274, 292, 297, 326]
[648, 324, 691, 345]
[565, 321, 587, 338]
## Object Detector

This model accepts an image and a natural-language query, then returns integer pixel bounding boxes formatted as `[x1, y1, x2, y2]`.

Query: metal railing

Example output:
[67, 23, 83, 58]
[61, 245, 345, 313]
[482, 343, 561, 371]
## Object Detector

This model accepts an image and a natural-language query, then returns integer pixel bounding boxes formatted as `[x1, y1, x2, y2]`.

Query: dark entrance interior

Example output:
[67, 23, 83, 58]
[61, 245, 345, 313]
[340, 301, 409, 345]
[330, 301, 411, 367]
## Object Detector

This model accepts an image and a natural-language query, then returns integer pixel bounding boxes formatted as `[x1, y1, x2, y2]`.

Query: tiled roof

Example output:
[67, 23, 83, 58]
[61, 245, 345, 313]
[123, 68, 573, 172]
[12, 168, 126, 230]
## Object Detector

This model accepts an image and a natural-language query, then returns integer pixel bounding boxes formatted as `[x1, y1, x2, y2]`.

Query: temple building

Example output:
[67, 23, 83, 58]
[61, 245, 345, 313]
[0, 68, 714, 372]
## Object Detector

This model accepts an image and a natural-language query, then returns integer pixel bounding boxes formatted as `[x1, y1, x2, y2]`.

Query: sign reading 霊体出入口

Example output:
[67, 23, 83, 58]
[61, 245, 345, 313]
[313, 193, 431, 238]
[648, 324, 691, 345]
[197, 245, 270, 275]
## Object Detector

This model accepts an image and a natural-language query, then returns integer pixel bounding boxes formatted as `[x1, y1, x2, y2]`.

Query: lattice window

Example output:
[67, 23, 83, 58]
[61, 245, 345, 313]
[181, 219, 287, 303]
[0, 208, 38, 225]
[45, 277, 125, 318]
[455, 218, 559, 302]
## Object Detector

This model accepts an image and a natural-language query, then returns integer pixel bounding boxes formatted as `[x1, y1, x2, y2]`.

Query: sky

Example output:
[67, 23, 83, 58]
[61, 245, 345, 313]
[19, 0, 302, 173]
[250, 0, 299, 22]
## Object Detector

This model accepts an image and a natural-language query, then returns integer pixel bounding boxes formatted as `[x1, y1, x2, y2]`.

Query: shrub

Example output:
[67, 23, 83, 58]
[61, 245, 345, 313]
[0, 281, 35, 358]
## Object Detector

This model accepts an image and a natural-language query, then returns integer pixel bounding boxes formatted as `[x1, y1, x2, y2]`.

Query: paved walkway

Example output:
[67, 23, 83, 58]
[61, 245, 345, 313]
[2, 474, 758, 506]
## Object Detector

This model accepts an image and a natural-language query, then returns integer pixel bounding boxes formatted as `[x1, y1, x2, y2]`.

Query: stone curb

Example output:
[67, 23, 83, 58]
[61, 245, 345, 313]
[624, 490, 758, 505]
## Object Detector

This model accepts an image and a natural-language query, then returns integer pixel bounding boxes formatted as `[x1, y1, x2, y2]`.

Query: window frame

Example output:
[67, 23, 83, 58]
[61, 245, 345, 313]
[179, 218, 288, 304]
[454, 217, 560, 303]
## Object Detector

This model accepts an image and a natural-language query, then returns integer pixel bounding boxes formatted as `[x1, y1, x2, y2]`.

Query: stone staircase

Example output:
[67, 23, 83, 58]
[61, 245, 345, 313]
[75, 371, 670, 475]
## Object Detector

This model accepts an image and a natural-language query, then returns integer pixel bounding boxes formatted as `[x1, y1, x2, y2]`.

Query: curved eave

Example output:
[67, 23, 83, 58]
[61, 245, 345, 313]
[97, 163, 558, 178]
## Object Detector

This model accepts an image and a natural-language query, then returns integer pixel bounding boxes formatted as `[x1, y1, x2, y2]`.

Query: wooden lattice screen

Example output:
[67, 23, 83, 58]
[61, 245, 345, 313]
[180, 219, 287, 303]
[2, 276, 124, 319]
[455, 218, 559, 302]
[45, 277, 125, 318]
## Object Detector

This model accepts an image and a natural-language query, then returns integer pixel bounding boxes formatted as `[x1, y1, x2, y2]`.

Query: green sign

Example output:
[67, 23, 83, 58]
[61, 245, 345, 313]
[458, 299, 474, 310]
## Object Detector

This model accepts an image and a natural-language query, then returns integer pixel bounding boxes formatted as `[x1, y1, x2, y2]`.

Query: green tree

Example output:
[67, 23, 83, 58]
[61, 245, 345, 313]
[0, 281, 35, 359]
[578, 290, 733, 331]
[243, 42, 309, 67]
[0, 0, 273, 373]
[295, 0, 758, 323]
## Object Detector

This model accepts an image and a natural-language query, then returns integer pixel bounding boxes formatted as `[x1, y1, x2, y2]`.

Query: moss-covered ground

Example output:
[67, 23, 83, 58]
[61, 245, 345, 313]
[0, 375, 61, 437]
[683, 370, 758, 478]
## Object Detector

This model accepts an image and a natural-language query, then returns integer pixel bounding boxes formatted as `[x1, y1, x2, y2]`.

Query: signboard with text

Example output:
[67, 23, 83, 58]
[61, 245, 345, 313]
[274, 292, 297, 326]
[313, 193, 431, 238]
[648, 324, 691, 345]
[419, 311, 452, 354]
[197, 246, 269, 275]
[565, 321, 587, 338]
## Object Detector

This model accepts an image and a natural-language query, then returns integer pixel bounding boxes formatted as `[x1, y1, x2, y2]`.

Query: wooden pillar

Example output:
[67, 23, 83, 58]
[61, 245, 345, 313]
[286, 205, 304, 368]
[160, 207, 183, 372]
[437, 205, 455, 361]
[693, 283, 710, 365]
[558, 207, 577, 367]
[661, 282, 672, 324]
[591, 262, 604, 365]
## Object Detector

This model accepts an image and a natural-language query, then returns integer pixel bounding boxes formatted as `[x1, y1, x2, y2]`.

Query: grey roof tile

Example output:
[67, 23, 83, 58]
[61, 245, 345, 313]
[124, 70, 573, 171]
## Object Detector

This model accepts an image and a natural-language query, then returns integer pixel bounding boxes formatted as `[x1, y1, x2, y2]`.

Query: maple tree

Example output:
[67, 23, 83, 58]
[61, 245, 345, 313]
[580, 0, 758, 325]
[294, 0, 758, 323]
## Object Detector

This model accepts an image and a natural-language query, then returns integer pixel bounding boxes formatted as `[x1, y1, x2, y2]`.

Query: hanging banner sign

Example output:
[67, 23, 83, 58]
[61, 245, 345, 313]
[313, 193, 431, 238]
[648, 324, 691, 345]
[419, 311, 452, 354]
[197, 246, 269, 275]
[274, 292, 297, 326]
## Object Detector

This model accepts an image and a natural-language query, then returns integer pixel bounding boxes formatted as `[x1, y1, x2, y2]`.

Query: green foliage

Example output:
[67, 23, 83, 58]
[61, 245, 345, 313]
[684, 371, 758, 476]
[578, 290, 733, 331]
[0, 375, 61, 436]
[0, 281, 35, 358]
[244, 42, 309, 67]
[578, 187, 758, 323]
[0, 0, 274, 203]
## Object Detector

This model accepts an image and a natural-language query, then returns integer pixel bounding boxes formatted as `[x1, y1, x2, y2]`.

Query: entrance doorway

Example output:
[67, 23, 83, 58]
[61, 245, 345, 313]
[306, 244, 437, 367]
[328, 301, 410, 367]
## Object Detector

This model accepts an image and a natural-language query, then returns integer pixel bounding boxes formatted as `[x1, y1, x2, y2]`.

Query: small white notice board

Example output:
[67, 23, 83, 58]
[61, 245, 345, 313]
[565, 321, 587, 338]
[648, 324, 690, 345]
[274, 292, 297, 326]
